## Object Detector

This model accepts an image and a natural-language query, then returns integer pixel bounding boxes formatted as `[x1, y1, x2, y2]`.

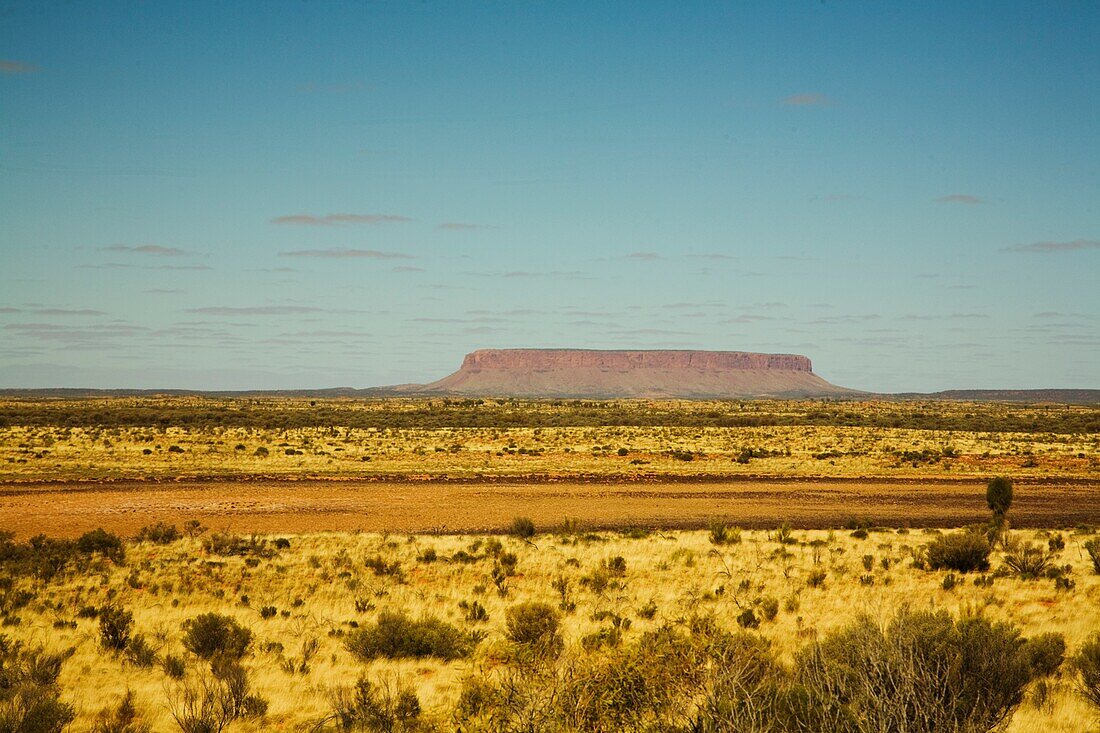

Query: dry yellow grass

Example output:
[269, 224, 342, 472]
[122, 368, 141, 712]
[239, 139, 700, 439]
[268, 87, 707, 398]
[10, 526, 1100, 731]
[2, 397, 1097, 482]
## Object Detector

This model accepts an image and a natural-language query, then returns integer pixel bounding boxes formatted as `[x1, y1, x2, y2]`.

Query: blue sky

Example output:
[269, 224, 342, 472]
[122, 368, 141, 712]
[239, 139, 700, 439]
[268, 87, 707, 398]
[1, 1, 1097, 391]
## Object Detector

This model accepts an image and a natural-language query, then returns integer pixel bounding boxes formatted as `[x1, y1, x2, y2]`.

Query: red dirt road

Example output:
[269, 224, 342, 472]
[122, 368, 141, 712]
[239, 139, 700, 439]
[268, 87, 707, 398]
[1, 477, 1097, 537]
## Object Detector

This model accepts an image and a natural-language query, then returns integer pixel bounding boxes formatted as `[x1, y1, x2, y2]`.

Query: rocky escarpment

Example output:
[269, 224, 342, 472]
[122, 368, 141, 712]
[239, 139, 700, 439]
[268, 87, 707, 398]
[419, 349, 856, 398]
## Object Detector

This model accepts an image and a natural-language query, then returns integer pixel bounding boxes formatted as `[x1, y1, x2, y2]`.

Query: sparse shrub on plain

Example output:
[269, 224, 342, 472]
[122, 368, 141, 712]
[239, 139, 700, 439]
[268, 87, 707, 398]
[163, 654, 186, 679]
[785, 608, 1039, 733]
[0, 636, 75, 733]
[1024, 633, 1066, 678]
[708, 521, 741, 546]
[510, 517, 536, 539]
[92, 690, 150, 733]
[1075, 632, 1100, 712]
[181, 613, 253, 660]
[926, 530, 991, 573]
[773, 523, 796, 545]
[201, 533, 273, 559]
[364, 555, 403, 578]
[135, 522, 180, 545]
[345, 611, 477, 661]
[325, 675, 424, 732]
[1003, 542, 1054, 578]
[1084, 538, 1100, 574]
[505, 602, 563, 657]
[98, 605, 133, 651]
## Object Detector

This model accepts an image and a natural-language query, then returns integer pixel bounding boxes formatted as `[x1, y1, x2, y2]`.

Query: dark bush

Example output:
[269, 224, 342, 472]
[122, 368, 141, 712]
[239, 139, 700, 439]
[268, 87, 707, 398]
[505, 602, 563, 657]
[162, 654, 186, 679]
[135, 522, 180, 545]
[201, 532, 273, 558]
[345, 611, 477, 661]
[1084, 538, 1100, 574]
[0, 635, 75, 733]
[986, 476, 1013, 516]
[181, 613, 253, 660]
[98, 605, 133, 651]
[1024, 632, 1066, 678]
[926, 531, 991, 573]
[327, 676, 423, 732]
[92, 690, 150, 733]
[1003, 542, 1053, 578]
[510, 517, 536, 539]
[708, 521, 741, 546]
[364, 555, 403, 578]
[1076, 632, 1100, 711]
[793, 608, 1036, 733]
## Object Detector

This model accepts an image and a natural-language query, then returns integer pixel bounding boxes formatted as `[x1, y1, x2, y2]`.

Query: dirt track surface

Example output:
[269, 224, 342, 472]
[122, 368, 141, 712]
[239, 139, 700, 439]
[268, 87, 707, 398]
[1, 477, 1098, 537]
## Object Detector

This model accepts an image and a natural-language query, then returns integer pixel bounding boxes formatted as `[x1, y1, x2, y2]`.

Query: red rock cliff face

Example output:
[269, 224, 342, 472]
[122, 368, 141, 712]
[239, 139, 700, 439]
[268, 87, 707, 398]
[461, 349, 813, 372]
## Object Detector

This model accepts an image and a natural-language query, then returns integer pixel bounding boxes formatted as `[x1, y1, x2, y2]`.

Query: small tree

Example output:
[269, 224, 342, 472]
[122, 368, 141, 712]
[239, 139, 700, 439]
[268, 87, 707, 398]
[986, 476, 1013, 544]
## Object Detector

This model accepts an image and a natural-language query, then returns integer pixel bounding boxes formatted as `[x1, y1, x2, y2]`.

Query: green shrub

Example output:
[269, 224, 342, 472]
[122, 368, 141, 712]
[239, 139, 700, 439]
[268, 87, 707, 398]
[926, 531, 991, 572]
[345, 611, 476, 661]
[181, 613, 253, 660]
[505, 602, 563, 657]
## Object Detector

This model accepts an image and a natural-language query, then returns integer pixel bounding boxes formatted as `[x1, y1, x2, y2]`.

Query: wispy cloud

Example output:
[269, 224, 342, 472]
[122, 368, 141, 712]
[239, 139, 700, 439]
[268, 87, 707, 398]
[936, 194, 985, 205]
[392, 265, 425, 272]
[0, 60, 38, 74]
[144, 289, 185, 294]
[438, 222, 494, 231]
[32, 308, 106, 316]
[1002, 239, 1100, 253]
[279, 248, 413, 259]
[102, 244, 190, 256]
[686, 253, 736, 261]
[471, 270, 589, 280]
[623, 252, 662, 261]
[78, 263, 212, 271]
[187, 306, 325, 316]
[271, 213, 411, 226]
[783, 93, 830, 107]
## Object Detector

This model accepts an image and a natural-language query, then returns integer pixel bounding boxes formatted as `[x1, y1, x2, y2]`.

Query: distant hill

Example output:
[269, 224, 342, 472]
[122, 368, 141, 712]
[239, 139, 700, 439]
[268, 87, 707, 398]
[892, 389, 1100, 405]
[411, 348, 858, 398]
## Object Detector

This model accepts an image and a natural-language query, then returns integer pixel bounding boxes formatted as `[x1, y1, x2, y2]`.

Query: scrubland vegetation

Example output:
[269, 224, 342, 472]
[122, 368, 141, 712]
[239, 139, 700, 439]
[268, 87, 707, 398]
[2, 512, 1100, 731]
[1, 397, 1097, 481]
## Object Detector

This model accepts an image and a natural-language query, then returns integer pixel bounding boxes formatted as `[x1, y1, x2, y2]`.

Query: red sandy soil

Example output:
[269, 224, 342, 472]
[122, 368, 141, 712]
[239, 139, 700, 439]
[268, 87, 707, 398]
[1, 477, 1094, 538]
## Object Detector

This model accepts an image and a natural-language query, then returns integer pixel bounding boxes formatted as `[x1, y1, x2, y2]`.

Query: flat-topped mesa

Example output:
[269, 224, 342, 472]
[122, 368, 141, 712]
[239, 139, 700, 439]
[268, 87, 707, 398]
[420, 348, 855, 398]
[461, 349, 812, 372]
